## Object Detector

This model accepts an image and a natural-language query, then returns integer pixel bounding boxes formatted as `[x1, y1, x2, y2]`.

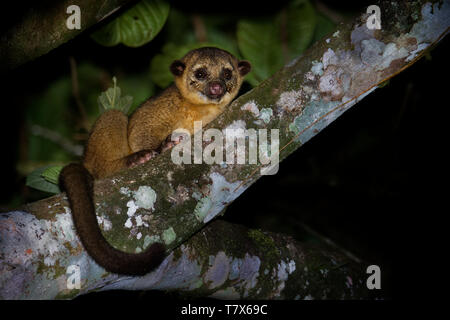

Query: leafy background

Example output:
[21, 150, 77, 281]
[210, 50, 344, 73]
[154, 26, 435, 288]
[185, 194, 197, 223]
[2, 0, 446, 300]
[22, 0, 337, 195]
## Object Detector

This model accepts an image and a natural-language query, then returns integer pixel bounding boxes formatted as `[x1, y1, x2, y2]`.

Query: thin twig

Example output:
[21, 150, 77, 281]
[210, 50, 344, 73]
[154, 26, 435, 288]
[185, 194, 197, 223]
[69, 56, 90, 132]
[192, 14, 207, 43]
[279, 9, 289, 64]
[292, 218, 362, 264]
[314, 0, 346, 24]
[30, 124, 83, 157]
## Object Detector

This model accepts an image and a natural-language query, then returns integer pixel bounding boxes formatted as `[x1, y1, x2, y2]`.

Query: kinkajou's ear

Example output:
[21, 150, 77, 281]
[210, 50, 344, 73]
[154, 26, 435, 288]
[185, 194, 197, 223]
[238, 60, 251, 76]
[170, 60, 186, 76]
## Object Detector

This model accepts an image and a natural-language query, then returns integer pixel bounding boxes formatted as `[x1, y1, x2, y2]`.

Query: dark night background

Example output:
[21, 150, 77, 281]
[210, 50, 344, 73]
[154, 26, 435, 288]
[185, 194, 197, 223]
[1, 0, 448, 302]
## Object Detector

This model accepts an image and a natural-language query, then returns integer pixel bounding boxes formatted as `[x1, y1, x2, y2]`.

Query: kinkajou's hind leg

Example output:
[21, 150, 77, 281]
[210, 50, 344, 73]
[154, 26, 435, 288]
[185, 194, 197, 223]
[83, 110, 131, 179]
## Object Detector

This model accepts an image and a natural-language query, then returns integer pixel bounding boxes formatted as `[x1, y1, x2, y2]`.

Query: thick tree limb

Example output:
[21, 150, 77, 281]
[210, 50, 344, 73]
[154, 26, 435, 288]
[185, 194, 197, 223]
[0, 0, 134, 72]
[0, 214, 367, 299]
[1, 0, 449, 299]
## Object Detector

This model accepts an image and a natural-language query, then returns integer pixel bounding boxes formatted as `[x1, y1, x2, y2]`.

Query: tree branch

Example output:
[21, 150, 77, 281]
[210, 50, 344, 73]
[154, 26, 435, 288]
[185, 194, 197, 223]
[1, 0, 449, 299]
[0, 0, 135, 72]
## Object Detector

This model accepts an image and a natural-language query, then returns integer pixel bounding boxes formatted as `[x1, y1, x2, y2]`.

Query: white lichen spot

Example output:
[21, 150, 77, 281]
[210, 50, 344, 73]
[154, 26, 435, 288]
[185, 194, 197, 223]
[135, 215, 143, 227]
[379, 43, 409, 70]
[408, 2, 450, 44]
[311, 60, 323, 76]
[277, 90, 303, 112]
[204, 251, 231, 289]
[124, 218, 132, 229]
[288, 260, 296, 274]
[406, 43, 429, 62]
[119, 187, 131, 196]
[333, 30, 340, 37]
[274, 260, 291, 297]
[258, 108, 273, 124]
[322, 48, 338, 69]
[44, 256, 57, 266]
[241, 100, 260, 117]
[133, 185, 157, 210]
[143, 234, 161, 249]
[304, 294, 314, 300]
[7, 211, 76, 268]
[201, 172, 247, 223]
[229, 258, 242, 280]
[360, 38, 385, 65]
[126, 200, 138, 217]
[97, 215, 112, 231]
[162, 227, 176, 245]
[57, 208, 77, 243]
[361, 39, 409, 71]
[278, 261, 289, 281]
[238, 254, 261, 297]
[319, 65, 348, 100]
[194, 196, 213, 222]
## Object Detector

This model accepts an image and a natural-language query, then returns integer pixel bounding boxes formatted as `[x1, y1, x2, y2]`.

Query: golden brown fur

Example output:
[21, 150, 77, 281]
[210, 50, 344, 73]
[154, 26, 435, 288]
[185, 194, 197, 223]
[60, 47, 251, 275]
[85, 47, 250, 179]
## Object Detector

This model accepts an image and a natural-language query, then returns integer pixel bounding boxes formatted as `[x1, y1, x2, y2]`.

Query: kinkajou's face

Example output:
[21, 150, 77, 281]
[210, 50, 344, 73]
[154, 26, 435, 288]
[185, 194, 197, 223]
[171, 47, 251, 106]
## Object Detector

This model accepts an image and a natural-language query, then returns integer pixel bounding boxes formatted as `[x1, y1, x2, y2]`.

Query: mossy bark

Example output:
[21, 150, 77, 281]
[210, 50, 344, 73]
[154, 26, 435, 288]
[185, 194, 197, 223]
[0, 0, 134, 72]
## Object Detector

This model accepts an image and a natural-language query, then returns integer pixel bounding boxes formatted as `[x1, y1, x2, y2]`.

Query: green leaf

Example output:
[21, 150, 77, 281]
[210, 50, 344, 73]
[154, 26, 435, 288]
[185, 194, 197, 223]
[206, 28, 239, 57]
[98, 77, 134, 114]
[26, 166, 61, 194]
[117, 95, 134, 112]
[286, 0, 317, 60]
[164, 8, 196, 46]
[91, 0, 170, 47]
[42, 165, 64, 184]
[237, 19, 284, 86]
[119, 74, 155, 113]
[237, 0, 317, 86]
[26, 77, 73, 163]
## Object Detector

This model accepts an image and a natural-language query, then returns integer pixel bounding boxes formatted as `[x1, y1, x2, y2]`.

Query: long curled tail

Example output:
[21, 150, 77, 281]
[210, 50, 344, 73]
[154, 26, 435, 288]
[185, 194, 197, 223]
[60, 163, 165, 275]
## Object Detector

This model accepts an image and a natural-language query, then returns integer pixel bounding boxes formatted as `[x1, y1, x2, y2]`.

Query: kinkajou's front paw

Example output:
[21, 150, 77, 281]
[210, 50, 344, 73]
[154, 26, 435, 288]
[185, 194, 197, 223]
[159, 134, 184, 153]
[126, 149, 159, 168]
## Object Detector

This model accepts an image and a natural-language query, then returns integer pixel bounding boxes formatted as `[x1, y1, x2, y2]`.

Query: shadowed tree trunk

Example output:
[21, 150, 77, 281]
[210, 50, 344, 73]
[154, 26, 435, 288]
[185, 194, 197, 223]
[0, 0, 135, 72]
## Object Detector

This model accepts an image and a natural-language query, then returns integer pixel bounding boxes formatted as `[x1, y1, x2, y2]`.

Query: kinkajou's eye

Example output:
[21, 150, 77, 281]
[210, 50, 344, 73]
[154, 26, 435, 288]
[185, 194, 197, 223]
[194, 68, 207, 80]
[223, 68, 232, 80]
